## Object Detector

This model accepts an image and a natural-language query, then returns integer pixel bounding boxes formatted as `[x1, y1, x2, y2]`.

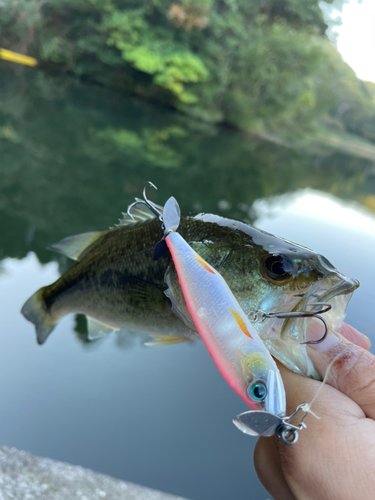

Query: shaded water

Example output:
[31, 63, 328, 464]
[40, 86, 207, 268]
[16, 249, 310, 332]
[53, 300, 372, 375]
[0, 64, 375, 500]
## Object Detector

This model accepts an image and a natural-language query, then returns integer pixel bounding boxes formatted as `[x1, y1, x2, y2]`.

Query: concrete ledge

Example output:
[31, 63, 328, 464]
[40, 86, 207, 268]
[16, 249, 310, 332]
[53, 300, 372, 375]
[0, 446, 189, 500]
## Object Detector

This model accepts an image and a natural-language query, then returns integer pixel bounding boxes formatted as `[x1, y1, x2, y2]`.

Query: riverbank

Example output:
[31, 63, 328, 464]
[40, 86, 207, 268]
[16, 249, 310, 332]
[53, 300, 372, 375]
[0, 446, 189, 500]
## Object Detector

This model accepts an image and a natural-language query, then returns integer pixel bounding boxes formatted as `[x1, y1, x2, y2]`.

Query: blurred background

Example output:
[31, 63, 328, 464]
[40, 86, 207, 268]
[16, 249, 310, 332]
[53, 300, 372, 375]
[0, 1, 374, 499]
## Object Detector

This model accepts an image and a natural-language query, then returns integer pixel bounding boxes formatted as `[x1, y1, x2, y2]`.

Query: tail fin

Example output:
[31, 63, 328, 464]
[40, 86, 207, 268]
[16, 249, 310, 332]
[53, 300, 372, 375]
[21, 288, 58, 345]
[163, 197, 181, 233]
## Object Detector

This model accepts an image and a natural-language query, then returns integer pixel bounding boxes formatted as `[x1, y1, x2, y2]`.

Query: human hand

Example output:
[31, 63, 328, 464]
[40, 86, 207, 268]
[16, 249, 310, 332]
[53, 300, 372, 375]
[254, 322, 375, 500]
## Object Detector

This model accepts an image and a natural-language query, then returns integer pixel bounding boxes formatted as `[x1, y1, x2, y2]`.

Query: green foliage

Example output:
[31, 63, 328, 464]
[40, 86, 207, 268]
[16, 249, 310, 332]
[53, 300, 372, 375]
[0, 0, 45, 53]
[104, 8, 208, 103]
[0, 0, 374, 143]
[0, 125, 19, 142]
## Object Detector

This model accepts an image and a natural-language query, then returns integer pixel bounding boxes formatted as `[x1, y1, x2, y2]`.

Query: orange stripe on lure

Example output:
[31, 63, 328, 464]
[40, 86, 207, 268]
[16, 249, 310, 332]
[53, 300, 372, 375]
[228, 307, 253, 339]
[195, 258, 215, 274]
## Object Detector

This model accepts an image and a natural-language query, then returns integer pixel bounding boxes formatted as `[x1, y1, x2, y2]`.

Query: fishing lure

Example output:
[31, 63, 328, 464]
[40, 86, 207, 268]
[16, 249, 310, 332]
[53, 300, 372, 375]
[129, 184, 321, 443]
[160, 195, 286, 415]
[157, 196, 313, 443]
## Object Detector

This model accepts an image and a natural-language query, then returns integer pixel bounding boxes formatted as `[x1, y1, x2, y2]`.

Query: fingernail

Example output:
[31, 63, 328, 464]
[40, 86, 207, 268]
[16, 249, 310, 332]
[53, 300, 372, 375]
[306, 319, 340, 351]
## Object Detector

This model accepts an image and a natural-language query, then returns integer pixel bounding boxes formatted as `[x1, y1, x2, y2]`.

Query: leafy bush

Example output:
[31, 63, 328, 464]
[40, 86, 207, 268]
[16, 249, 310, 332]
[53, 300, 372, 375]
[1, 0, 374, 142]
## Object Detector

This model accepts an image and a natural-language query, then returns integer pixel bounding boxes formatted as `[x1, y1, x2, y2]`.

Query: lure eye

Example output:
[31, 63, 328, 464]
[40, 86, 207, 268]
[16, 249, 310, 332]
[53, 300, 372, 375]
[248, 381, 267, 401]
[265, 255, 294, 281]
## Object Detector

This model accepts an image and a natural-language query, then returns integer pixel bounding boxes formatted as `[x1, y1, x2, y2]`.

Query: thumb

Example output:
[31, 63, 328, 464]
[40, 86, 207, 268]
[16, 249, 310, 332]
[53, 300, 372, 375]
[306, 320, 375, 419]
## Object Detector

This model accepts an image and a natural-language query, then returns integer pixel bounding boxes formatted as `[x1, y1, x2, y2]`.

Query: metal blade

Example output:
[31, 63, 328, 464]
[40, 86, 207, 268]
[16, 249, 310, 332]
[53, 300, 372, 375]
[233, 410, 282, 437]
[163, 197, 181, 233]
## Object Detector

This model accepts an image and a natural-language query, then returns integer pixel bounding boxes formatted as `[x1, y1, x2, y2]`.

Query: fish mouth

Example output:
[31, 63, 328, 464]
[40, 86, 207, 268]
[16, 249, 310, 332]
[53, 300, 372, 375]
[256, 268, 360, 378]
[293, 274, 360, 337]
[312, 254, 360, 304]
[317, 277, 359, 303]
[279, 274, 359, 342]
[304, 275, 359, 309]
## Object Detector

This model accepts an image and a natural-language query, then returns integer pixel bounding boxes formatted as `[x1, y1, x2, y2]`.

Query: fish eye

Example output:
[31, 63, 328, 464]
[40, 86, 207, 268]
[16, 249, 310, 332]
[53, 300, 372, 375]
[264, 255, 294, 280]
[248, 381, 267, 401]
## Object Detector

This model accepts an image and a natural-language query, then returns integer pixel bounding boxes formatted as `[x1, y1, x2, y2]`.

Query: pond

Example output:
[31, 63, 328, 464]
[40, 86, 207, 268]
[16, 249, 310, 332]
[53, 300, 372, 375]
[0, 64, 375, 500]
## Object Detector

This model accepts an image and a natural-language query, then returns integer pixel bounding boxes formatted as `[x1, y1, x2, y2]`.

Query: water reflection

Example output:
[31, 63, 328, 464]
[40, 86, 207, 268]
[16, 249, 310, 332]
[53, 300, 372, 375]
[0, 64, 375, 267]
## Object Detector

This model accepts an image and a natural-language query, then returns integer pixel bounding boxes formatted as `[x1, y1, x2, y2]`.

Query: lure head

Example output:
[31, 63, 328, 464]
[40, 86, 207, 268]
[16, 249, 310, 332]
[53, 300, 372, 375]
[241, 351, 286, 415]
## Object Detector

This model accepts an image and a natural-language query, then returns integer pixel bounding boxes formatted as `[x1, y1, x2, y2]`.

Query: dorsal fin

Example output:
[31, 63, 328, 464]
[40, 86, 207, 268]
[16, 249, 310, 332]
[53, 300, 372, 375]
[117, 199, 162, 226]
[48, 231, 105, 261]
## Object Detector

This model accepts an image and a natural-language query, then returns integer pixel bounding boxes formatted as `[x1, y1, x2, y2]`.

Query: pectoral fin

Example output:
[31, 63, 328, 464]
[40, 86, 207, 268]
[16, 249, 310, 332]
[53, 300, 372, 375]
[164, 287, 197, 331]
[144, 335, 189, 346]
[164, 268, 197, 331]
[48, 231, 106, 261]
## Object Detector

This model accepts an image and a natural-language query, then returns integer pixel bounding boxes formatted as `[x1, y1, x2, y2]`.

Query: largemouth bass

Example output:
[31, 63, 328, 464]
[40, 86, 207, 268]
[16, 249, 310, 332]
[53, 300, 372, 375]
[21, 199, 359, 379]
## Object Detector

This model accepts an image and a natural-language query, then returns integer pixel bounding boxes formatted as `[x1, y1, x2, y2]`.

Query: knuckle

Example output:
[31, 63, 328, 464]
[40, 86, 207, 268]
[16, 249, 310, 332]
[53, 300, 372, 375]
[336, 348, 375, 411]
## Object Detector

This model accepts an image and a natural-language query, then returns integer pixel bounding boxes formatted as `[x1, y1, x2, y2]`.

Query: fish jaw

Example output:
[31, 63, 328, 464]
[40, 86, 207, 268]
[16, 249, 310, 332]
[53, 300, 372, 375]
[277, 275, 358, 344]
[317, 275, 359, 306]
[324, 291, 355, 332]
[292, 272, 359, 336]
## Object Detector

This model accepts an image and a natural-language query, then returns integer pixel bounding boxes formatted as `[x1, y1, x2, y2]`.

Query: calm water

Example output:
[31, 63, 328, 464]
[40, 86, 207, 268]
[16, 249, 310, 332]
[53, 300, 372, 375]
[0, 64, 375, 500]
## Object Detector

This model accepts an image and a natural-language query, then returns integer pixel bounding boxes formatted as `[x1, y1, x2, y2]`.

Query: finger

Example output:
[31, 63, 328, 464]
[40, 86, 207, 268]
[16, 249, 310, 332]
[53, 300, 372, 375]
[306, 320, 375, 419]
[254, 436, 296, 500]
[340, 322, 371, 350]
[276, 361, 362, 421]
[308, 320, 371, 350]
[273, 363, 375, 500]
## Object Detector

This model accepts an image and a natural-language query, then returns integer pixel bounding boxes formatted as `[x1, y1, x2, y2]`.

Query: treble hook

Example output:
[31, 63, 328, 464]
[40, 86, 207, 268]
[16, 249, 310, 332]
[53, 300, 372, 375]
[248, 302, 332, 345]
[127, 181, 163, 220]
[301, 315, 329, 345]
